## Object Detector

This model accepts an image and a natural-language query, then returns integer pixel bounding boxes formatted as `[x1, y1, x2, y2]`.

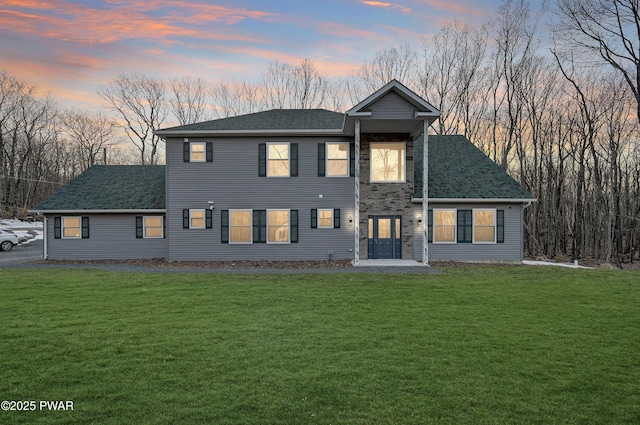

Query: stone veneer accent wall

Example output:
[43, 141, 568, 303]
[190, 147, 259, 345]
[359, 133, 415, 260]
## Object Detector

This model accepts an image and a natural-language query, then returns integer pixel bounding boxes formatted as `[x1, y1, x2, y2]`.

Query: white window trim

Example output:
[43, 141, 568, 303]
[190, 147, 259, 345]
[370, 142, 406, 183]
[190, 142, 206, 163]
[189, 209, 206, 229]
[326, 142, 349, 177]
[267, 142, 290, 178]
[229, 209, 253, 244]
[472, 208, 497, 244]
[61, 216, 82, 239]
[433, 208, 457, 244]
[317, 209, 334, 229]
[144, 216, 164, 239]
[267, 209, 290, 244]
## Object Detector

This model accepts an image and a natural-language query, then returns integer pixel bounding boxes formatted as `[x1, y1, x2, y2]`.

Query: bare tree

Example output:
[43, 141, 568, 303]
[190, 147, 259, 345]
[556, 0, 640, 120]
[97, 73, 167, 165]
[359, 44, 418, 92]
[290, 59, 327, 109]
[420, 20, 489, 137]
[169, 76, 211, 125]
[60, 109, 118, 169]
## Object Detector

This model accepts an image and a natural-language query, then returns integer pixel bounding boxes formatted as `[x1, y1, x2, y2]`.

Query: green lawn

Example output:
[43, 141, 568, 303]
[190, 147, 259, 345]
[1, 266, 639, 424]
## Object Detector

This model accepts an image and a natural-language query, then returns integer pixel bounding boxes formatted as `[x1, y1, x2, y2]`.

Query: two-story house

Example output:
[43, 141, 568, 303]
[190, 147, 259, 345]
[32, 80, 535, 264]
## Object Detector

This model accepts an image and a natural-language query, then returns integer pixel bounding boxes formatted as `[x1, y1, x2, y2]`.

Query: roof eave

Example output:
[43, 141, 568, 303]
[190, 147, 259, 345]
[31, 209, 166, 214]
[156, 129, 346, 137]
[411, 198, 538, 204]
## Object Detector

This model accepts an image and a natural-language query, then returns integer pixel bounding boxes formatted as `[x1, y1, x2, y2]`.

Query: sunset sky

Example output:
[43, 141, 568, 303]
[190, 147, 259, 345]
[1, 0, 549, 111]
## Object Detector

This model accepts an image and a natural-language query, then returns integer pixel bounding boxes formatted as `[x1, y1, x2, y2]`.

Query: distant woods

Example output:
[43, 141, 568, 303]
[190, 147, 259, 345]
[1, 0, 639, 264]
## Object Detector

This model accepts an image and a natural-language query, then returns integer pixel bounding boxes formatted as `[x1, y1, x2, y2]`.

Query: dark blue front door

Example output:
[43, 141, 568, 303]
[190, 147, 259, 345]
[368, 216, 402, 259]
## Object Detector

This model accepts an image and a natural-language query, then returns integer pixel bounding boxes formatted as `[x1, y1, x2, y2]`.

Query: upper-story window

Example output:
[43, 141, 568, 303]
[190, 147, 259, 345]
[183, 141, 212, 162]
[327, 143, 349, 177]
[370, 142, 405, 182]
[268, 143, 290, 177]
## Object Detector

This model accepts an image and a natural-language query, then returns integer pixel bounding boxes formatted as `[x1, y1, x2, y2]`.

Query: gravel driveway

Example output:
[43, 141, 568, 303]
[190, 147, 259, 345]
[0, 240, 441, 274]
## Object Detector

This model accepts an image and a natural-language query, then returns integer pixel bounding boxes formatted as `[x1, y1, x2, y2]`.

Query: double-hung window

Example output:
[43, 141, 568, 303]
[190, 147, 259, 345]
[371, 142, 405, 182]
[268, 209, 289, 243]
[433, 209, 456, 243]
[230, 210, 252, 243]
[473, 209, 496, 243]
[268, 143, 290, 177]
[326, 143, 349, 176]
[136, 216, 164, 238]
[189, 210, 205, 229]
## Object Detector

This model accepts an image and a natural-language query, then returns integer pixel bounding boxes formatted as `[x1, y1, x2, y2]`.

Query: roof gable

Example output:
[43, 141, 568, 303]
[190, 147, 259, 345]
[347, 80, 440, 118]
[32, 165, 165, 212]
[414, 135, 535, 200]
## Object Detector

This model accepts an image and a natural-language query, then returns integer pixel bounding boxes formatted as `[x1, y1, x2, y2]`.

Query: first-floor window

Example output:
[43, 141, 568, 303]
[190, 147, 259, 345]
[473, 209, 496, 243]
[318, 209, 333, 228]
[190, 209, 205, 229]
[144, 217, 164, 238]
[434, 209, 456, 243]
[62, 217, 81, 238]
[268, 209, 289, 243]
[55, 216, 89, 239]
[230, 210, 252, 243]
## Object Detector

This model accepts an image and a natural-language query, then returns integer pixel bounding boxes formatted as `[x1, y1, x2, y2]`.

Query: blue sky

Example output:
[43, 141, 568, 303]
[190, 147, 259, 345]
[0, 0, 548, 109]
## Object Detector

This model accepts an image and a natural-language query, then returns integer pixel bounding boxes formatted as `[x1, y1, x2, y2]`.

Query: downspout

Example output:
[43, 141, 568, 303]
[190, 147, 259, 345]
[354, 119, 361, 265]
[422, 122, 429, 265]
[43, 215, 48, 260]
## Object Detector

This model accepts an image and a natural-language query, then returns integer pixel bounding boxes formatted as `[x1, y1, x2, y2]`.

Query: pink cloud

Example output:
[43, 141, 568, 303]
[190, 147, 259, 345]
[360, 1, 412, 13]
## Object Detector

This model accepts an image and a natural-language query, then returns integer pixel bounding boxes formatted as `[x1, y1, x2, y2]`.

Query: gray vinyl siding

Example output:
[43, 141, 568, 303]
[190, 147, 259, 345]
[412, 203, 524, 262]
[165, 137, 355, 261]
[44, 213, 166, 260]
[369, 91, 416, 120]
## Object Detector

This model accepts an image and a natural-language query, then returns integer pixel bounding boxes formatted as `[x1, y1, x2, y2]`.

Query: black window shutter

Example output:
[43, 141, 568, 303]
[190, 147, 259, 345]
[258, 143, 266, 177]
[290, 143, 298, 177]
[457, 210, 472, 243]
[54, 217, 61, 239]
[334, 209, 340, 229]
[205, 209, 213, 229]
[291, 210, 298, 243]
[221, 210, 229, 243]
[311, 209, 318, 228]
[497, 210, 505, 243]
[81, 217, 90, 239]
[317, 143, 326, 177]
[253, 210, 266, 243]
[136, 216, 143, 238]
[427, 209, 433, 243]
[206, 142, 213, 162]
[350, 143, 355, 177]
[183, 209, 189, 229]
[163, 217, 166, 238]
[183, 142, 190, 162]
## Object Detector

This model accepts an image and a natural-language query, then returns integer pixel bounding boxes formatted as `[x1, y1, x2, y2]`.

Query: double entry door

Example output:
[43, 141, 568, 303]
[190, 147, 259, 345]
[367, 215, 402, 259]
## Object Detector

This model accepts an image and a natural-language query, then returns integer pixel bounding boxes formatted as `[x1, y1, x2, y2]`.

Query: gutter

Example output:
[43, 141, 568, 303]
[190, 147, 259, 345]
[411, 198, 538, 204]
[30, 209, 166, 214]
[155, 129, 345, 137]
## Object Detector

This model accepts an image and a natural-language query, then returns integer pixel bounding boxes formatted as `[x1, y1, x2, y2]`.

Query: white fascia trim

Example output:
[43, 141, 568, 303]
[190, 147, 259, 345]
[31, 209, 166, 214]
[156, 129, 345, 137]
[415, 111, 440, 119]
[411, 198, 538, 204]
[347, 111, 372, 118]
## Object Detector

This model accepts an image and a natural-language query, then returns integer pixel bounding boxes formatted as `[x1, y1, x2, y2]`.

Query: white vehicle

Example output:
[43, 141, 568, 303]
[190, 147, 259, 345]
[0, 229, 19, 251]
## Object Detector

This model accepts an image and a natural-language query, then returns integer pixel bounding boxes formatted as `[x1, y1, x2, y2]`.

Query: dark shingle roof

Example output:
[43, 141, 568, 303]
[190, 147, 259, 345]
[414, 135, 535, 200]
[158, 109, 345, 132]
[32, 165, 165, 211]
